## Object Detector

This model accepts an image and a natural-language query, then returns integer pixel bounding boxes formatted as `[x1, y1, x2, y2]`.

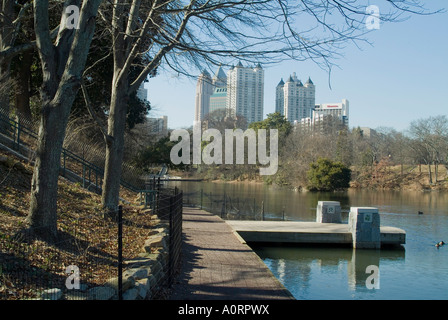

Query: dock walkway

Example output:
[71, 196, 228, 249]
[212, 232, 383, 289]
[168, 207, 294, 300]
[226, 220, 406, 246]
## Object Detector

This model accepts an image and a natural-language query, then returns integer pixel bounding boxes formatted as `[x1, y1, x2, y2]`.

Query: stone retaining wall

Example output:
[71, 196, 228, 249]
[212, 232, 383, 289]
[40, 217, 172, 300]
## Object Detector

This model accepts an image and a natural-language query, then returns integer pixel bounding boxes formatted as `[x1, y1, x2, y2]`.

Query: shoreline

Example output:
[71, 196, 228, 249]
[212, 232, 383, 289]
[169, 166, 448, 192]
[172, 176, 448, 192]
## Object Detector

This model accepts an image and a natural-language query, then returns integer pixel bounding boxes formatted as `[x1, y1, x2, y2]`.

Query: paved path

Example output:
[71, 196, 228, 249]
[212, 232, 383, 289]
[169, 207, 294, 300]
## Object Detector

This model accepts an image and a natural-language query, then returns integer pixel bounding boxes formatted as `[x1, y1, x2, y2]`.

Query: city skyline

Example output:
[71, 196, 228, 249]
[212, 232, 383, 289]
[145, 2, 448, 132]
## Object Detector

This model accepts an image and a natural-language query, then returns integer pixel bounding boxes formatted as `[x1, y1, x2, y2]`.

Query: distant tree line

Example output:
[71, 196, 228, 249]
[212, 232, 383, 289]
[276, 113, 448, 190]
[143, 111, 448, 191]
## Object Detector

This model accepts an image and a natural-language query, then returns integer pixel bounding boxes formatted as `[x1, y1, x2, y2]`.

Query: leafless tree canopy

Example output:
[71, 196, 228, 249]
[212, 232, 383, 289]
[92, 0, 436, 88]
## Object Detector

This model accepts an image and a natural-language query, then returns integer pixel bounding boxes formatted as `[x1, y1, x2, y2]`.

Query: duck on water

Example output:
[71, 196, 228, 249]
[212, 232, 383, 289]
[435, 241, 445, 248]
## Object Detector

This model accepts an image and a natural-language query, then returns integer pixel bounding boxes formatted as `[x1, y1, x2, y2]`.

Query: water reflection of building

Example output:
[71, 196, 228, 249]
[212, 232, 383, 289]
[258, 246, 405, 297]
[265, 254, 312, 294]
[277, 259, 285, 283]
[347, 249, 381, 291]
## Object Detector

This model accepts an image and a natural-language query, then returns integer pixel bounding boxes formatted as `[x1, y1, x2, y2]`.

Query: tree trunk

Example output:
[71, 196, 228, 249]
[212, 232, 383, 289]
[435, 161, 438, 182]
[428, 162, 432, 184]
[14, 49, 33, 120]
[101, 80, 128, 212]
[27, 105, 70, 240]
[26, 0, 102, 240]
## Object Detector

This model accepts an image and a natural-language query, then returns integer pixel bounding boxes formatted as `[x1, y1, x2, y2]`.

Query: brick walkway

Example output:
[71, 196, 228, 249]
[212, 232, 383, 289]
[169, 207, 294, 300]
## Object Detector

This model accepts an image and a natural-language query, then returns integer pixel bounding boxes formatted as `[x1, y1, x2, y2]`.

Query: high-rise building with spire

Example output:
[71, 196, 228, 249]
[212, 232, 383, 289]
[209, 65, 228, 114]
[275, 78, 285, 114]
[276, 72, 315, 123]
[212, 65, 227, 88]
[194, 70, 213, 122]
[194, 63, 264, 124]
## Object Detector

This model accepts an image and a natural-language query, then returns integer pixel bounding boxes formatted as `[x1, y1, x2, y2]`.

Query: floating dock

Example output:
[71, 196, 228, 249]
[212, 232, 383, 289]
[226, 220, 406, 247]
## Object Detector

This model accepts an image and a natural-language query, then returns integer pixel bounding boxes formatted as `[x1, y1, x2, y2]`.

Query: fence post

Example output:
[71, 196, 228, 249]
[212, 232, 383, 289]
[224, 191, 226, 213]
[118, 205, 123, 300]
[156, 178, 161, 213]
[62, 150, 66, 177]
[169, 194, 174, 286]
[16, 121, 21, 151]
[221, 192, 226, 219]
[261, 201, 264, 221]
[200, 189, 203, 210]
[82, 164, 85, 188]
[12, 120, 16, 146]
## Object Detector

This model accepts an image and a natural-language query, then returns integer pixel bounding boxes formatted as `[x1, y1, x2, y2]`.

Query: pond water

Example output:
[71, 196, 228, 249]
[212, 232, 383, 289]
[168, 181, 448, 300]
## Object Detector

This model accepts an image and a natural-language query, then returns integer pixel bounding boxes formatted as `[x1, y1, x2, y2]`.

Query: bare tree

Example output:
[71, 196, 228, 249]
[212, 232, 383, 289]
[386, 129, 412, 176]
[26, 0, 102, 240]
[409, 115, 448, 184]
[0, 0, 34, 117]
[95, 0, 435, 211]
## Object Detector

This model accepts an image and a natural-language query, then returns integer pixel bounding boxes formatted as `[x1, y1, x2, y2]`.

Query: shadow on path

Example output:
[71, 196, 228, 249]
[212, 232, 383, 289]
[168, 208, 294, 300]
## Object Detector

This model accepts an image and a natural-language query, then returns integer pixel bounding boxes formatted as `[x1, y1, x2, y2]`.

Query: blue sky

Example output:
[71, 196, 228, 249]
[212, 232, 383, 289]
[145, 1, 448, 132]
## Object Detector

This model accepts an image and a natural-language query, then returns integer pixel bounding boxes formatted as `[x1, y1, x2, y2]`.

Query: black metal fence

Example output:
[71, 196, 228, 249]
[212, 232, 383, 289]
[165, 189, 183, 289]
[1, 209, 123, 300]
[182, 189, 287, 221]
[0, 106, 149, 195]
[0, 189, 183, 300]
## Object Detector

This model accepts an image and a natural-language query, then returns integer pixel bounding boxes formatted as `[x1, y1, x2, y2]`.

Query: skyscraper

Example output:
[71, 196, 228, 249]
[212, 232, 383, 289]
[209, 87, 227, 114]
[277, 72, 315, 123]
[209, 66, 228, 114]
[275, 78, 285, 114]
[226, 62, 264, 123]
[212, 65, 227, 88]
[195, 63, 264, 125]
[194, 70, 213, 122]
[137, 82, 148, 101]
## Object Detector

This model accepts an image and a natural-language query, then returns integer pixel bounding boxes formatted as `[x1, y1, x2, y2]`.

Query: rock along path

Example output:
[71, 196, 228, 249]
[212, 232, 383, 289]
[169, 207, 294, 300]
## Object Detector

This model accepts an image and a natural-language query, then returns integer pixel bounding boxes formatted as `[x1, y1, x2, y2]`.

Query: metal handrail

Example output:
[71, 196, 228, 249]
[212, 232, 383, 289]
[0, 108, 154, 196]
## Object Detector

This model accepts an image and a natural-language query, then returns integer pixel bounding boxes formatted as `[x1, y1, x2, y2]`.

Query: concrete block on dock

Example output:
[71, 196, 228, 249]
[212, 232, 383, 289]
[316, 201, 342, 223]
[349, 207, 380, 249]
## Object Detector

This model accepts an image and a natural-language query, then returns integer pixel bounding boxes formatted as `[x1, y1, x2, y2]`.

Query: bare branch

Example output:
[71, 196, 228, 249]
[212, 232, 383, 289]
[81, 79, 112, 144]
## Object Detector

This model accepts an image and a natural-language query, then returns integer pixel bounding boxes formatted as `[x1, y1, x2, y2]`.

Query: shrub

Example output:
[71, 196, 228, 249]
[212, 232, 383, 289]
[307, 158, 351, 191]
